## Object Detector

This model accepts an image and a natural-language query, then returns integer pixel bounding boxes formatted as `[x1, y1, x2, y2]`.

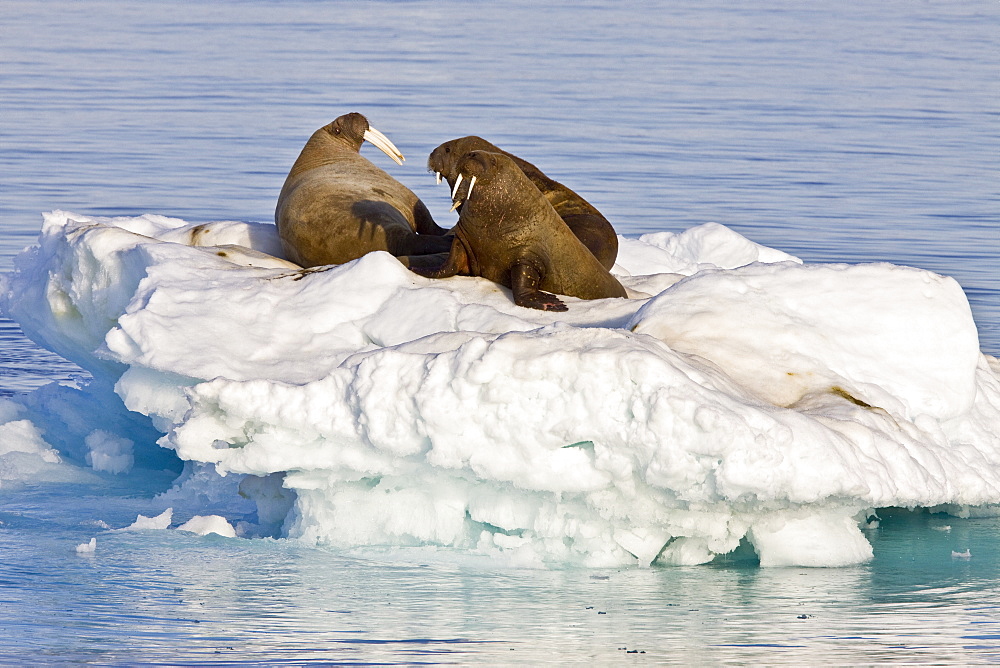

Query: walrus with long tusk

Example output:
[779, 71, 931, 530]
[276, 112, 452, 267]
[412, 151, 627, 311]
[427, 136, 619, 270]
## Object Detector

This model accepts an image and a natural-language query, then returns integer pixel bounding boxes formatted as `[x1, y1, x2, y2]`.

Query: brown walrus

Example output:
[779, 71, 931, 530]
[427, 136, 618, 270]
[412, 151, 627, 311]
[276, 113, 452, 267]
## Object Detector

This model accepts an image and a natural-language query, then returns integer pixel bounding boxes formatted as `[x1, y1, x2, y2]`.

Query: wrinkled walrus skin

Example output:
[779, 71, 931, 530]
[414, 151, 627, 312]
[276, 113, 451, 267]
[427, 135, 618, 270]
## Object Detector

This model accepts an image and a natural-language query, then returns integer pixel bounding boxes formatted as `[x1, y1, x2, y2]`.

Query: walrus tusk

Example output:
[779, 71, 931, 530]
[435, 172, 442, 185]
[363, 127, 405, 165]
[451, 173, 464, 198]
[448, 174, 477, 212]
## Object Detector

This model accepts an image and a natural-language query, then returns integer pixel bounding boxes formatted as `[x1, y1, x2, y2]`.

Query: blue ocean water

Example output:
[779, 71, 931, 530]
[1, 0, 998, 663]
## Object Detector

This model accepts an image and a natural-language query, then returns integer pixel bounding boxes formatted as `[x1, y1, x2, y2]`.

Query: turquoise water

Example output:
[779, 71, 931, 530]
[2, 490, 999, 664]
[1, 1, 999, 663]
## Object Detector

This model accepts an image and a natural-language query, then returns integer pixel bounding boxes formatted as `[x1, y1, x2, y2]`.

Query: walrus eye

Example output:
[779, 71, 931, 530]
[444, 147, 450, 153]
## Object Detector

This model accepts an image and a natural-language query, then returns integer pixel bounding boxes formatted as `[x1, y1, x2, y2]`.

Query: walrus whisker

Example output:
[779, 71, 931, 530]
[362, 127, 405, 165]
[451, 173, 464, 198]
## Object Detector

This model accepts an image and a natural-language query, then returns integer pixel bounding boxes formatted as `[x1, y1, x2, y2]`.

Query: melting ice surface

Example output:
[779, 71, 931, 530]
[2, 211, 999, 569]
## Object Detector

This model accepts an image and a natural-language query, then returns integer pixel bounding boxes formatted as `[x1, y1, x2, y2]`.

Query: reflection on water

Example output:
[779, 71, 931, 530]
[0, 320, 86, 397]
[2, 505, 999, 664]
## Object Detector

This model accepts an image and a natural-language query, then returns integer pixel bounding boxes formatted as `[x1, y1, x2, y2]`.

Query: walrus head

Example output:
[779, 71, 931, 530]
[427, 136, 500, 185]
[446, 149, 537, 215]
[445, 150, 502, 212]
[323, 112, 405, 165]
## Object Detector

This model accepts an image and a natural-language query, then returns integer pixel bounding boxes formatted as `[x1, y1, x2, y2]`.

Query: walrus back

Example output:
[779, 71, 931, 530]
[276, 155, 423, 266]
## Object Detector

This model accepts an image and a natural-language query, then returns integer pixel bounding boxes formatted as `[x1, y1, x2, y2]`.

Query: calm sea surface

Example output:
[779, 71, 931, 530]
[1, 1, 998, 663]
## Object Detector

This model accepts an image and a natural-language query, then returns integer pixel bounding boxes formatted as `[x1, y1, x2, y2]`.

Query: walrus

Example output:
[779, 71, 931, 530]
[412, 151, 627, 311]
[427, 136, 619, 270]
[276, 113, 452, 267]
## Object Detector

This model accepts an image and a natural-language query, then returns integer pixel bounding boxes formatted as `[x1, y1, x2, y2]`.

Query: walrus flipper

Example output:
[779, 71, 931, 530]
[511, 261, 567, 312]
[397, 252, 451, 271]
[409, 237, 469, 278]
[412, 199, 450, 236]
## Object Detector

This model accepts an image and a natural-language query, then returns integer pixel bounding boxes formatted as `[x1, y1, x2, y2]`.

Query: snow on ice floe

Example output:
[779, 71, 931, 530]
[2, 210, 1000, 568]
